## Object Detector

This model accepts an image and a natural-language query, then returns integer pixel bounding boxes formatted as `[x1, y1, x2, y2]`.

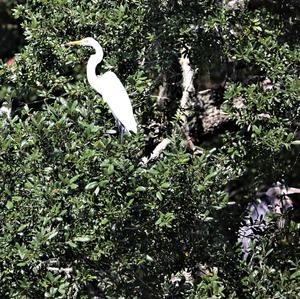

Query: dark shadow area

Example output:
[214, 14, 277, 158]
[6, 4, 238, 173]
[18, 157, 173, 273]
[0, 1, 25, 61]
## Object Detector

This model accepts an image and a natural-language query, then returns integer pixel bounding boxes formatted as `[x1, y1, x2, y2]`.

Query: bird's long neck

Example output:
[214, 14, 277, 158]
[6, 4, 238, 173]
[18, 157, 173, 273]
[87, 43, 103, 89]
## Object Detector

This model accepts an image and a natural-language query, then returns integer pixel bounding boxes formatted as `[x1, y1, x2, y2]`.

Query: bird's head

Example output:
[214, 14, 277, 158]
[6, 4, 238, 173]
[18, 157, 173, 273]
[66, 37, 98, 47]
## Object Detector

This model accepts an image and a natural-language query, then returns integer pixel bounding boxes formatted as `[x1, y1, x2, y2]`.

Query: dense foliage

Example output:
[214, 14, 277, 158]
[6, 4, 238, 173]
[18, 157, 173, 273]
[0, 0, 300, 297]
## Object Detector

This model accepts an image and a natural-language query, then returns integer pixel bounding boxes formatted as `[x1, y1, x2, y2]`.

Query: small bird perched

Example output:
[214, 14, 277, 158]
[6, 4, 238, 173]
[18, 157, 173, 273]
[66, 37, 137, 139]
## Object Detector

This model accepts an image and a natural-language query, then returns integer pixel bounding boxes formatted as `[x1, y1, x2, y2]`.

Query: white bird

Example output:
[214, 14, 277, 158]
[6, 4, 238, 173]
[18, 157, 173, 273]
[66, 37, 137, 139]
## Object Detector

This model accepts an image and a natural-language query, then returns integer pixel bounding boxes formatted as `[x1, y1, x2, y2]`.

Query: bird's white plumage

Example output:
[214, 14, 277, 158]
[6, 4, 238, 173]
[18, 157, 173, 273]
[66, 37, 137, 136]
[94, 71, 137, 134]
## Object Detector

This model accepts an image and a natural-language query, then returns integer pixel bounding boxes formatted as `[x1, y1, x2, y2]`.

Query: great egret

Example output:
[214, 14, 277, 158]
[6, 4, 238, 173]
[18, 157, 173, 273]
[66, 37, 137, 138]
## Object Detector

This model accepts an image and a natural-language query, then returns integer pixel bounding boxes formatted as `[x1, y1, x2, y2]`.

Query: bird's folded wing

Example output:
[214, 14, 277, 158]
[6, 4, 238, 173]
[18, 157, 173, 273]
[96, 71, 137, 133]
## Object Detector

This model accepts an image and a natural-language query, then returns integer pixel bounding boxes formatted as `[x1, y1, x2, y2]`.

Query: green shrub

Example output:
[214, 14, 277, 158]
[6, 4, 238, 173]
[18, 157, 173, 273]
[0, 0, 299, 297]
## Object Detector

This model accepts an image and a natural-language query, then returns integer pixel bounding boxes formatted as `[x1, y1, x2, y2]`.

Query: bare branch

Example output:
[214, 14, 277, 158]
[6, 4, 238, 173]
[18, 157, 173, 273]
[141, 138, 171, 165]
[157, 73, 170, 108]
[178, 49, 195, 137]
[47, 266, 73, 276]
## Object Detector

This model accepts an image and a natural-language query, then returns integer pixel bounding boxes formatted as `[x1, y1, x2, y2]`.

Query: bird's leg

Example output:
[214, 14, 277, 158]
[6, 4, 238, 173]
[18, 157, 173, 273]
[117, 120, 125, 143]
[112, 112, 125, 142]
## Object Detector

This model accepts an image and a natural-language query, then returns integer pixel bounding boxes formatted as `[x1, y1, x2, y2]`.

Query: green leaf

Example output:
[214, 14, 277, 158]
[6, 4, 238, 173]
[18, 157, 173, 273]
[291, 270, 300, 279]
[17, 224, 29, 232]
[161, 182, 170, 189]
[145, 255, 154, 262]
[155, 212, 175, 228]
[85, 182, 98, 190]
[69, 174, 81, 183]
[156, 191, 163, 200]
[47, 231, 58, 240]
[6, 201, 13, 209]
[107, 164, 114, 175]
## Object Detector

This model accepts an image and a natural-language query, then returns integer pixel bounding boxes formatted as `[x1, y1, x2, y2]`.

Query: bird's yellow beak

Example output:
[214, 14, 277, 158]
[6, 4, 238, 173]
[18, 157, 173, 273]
[65, 40, 83, 46]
